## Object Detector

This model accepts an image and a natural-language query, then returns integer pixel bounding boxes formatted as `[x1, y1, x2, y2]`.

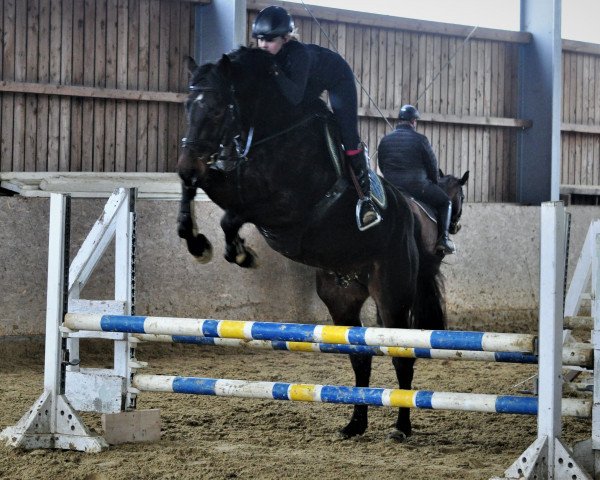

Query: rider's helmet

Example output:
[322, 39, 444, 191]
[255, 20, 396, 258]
[398, 104, 420, 121]
[252, 6, 294, 40]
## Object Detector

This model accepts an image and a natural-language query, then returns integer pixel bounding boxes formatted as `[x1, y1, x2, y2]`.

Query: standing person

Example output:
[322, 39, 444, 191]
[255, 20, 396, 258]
[251, 5, 381, 231]
[378, 105, 455, 254]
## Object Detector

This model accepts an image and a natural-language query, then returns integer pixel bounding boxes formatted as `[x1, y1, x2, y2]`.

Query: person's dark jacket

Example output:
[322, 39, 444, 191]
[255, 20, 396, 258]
[378, 124, 439, 188]
[271, 40, 354, 105]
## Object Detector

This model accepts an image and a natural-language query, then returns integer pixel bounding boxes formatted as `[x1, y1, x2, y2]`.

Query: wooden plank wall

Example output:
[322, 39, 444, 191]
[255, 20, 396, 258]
[0, 0, 195, 174]
[3, 1, 599, 203]
[247, 7, 521, 203]
[562, 44, 600, 189]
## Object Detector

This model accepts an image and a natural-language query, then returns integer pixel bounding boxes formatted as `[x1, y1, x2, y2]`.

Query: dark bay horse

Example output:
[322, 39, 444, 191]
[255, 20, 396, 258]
[177, 46, 448, 440]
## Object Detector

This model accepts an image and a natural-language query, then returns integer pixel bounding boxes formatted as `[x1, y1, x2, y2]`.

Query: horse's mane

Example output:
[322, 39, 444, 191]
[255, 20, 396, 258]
[226, 46, 274, 73]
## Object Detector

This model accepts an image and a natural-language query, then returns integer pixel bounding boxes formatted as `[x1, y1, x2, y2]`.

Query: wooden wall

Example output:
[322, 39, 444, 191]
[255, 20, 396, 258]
[561, 42, 600, 189]
[2, 0, 600, 203]
[0, 0, 196, 174]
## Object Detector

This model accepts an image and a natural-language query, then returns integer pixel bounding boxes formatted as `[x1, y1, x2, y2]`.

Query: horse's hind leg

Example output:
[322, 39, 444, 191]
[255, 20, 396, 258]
[370, 262, 417, 442]
[390, 356, 416, 441]
[316, 270, 370, 439]
[220, 211, 257, 268]
[177, 185, 213, 263]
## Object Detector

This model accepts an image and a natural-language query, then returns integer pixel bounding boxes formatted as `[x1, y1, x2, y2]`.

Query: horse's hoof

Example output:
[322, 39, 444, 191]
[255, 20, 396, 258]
[194, 248, 213, 264]
[185, 235, 213, 263]
[338, 423, 366, 440]
[386, 429, 409, 443]
[237, 247, 258, 269]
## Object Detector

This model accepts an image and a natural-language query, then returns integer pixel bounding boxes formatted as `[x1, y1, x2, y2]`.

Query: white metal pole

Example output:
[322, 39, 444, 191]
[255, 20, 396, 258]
[43, 194, 69, 397]
[538, 201, 566, 478]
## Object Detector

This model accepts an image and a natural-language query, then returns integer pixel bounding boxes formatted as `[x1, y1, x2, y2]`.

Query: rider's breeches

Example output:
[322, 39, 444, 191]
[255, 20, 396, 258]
[329, 76, 360, 150]
[405, 181, 451, 220]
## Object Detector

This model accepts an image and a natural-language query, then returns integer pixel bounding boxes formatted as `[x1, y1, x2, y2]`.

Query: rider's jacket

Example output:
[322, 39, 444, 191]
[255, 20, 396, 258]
[378, 124, 440, 188]
[272, 40, 354, 105]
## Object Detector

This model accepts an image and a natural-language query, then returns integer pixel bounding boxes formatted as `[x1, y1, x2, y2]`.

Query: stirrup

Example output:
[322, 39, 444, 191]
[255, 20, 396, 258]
[356, 198, 382, 231]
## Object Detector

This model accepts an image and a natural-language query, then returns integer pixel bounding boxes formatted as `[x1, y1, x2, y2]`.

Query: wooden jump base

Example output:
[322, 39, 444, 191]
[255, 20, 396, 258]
[1, 190, 597, 479]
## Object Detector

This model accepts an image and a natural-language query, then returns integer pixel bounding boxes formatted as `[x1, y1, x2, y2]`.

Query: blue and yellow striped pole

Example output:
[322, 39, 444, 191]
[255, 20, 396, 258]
[133, 334, 592, 367]
[132, 374, 591, 417]
[64, 313, 537, 353]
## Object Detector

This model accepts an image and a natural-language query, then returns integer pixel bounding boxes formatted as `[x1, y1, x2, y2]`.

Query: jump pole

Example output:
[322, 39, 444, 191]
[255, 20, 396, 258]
[134, 334, 592, 367]
[131, 374, 591, 418]
[64, 313, 537, 353]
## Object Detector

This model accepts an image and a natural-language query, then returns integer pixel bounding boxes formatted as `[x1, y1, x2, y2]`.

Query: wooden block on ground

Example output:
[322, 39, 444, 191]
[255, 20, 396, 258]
[101, 409, 161, 445]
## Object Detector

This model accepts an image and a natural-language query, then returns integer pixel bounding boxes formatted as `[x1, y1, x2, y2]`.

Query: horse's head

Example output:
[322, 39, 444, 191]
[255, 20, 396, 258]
[177, 48, 285, 187]
[177, 55, 239, 187]
[439, 170, 469, 234]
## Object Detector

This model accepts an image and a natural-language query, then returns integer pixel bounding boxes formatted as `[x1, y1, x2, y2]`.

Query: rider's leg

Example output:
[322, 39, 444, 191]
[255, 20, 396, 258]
[421, 184, 455, 254]
[436, 200, 455, 254]
[330, 76, 381, 230]
[346, 148, 380, 229]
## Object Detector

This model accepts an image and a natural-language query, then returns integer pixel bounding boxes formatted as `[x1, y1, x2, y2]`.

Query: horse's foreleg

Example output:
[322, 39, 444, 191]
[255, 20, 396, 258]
[177, 185, 213, 263]
[221, 211, 258, 268]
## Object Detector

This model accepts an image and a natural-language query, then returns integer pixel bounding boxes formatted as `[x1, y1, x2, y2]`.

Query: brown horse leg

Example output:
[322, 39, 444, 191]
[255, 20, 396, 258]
[220, 211, 258, 268]
[177, 185, 213, 263]
[390, 356, 416, 441]
[369, 261, 418, 442]
[315, 270, 370, 438]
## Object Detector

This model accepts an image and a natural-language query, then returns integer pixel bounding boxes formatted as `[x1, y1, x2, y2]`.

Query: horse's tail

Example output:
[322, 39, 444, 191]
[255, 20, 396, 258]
[412, 227, 446, 331]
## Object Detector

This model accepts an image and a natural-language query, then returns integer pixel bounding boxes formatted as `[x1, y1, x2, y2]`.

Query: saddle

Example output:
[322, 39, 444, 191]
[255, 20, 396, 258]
[407, 197, 437, 224]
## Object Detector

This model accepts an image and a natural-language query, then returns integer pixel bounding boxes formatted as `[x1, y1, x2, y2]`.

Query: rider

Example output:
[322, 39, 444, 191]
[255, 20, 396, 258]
[251, 5, 380, 231]
[378, 105, 456, 254]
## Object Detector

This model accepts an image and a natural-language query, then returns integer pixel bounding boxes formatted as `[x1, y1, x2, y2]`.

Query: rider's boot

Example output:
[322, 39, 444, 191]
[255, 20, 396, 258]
[346, 148, 381, 231]
[436, 201, 456, 254]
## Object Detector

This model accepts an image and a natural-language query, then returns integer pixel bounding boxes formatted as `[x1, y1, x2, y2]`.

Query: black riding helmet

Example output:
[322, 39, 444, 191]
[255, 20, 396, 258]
[252, 6, 294, 40]
[398, 104, 420, 121]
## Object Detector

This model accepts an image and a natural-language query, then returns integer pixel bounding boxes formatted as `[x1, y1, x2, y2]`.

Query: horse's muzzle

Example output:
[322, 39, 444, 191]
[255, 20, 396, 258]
[449, 222, 461, 235]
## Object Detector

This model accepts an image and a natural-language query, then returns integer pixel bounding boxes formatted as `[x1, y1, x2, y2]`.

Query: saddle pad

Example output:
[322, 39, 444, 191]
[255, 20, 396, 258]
[369, 170, 387, 209]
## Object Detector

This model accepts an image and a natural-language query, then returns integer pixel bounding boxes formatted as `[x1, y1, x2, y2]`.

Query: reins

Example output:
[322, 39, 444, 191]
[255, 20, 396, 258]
[247, 112, 322, 150]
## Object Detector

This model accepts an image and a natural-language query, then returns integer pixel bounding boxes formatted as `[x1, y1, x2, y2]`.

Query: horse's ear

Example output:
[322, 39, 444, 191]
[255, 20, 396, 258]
[184, 56, 198, 75]
[218, 54, 233, 79]
[439, 168, 445, 177]
[460, 171, 470, 185]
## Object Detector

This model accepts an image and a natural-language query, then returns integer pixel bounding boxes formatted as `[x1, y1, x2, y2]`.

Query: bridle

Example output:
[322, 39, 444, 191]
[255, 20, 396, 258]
[180, 84, 242, 167]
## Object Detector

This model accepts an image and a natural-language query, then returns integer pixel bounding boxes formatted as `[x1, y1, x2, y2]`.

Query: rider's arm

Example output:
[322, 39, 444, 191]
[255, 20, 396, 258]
[422, 138, 440, 184]
[271, 42, 310, 106]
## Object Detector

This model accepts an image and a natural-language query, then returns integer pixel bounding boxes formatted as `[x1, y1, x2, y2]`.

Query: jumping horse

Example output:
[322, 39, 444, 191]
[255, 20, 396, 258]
[176, 46, 465, 441]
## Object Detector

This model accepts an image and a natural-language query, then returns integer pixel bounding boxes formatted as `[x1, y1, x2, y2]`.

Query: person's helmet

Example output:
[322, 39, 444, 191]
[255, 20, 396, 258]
[398, 104, 420, 121]
[252, 6, 294, 40]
